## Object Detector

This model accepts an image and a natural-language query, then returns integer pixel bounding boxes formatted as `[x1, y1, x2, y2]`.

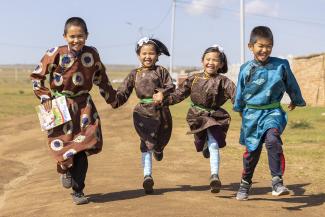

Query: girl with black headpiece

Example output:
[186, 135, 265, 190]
[111, 37, 175, 194]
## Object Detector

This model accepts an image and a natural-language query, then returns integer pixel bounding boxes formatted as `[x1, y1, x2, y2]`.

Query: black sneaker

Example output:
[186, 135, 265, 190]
[209, 174, 221, 193]
[272, 176, 289, 196]
[202, 144, 210, 158]
[143, 175, 154, 194]
[236, 179, 252, 201]
[71, 191, 89, 205]
[60, 171, 72, 189]
[153, 151, 163, 161]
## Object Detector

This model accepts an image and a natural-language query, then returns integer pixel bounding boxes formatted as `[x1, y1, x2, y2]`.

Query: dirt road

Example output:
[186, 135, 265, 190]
[0, 97, 324, 217]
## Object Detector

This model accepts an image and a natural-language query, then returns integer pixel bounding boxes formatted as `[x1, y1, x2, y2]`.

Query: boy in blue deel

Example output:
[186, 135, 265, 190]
[233, 26, 306, 201]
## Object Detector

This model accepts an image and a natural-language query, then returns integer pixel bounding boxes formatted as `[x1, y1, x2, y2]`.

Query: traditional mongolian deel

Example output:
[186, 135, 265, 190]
[30, 45, 116, 172]
[234, 57, 306, 151]
[166, 72, 236, 152]
[111, 66, 175, 152]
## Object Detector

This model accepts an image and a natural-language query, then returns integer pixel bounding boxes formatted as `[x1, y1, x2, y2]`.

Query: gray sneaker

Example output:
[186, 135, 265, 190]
[60, 172, 72, 189]
[272, 176, 289, 196]
[71, 191, 89, 205]
[236, 179, 252, 201]
[209, 174, 221, 193]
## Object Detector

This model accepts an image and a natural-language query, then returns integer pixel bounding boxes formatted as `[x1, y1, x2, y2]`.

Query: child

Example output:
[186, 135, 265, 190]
[233, 26, 306, 200]
[30, 17, 116, 204]
[111, 37, 175, 194]
[156, 45, 236, 193]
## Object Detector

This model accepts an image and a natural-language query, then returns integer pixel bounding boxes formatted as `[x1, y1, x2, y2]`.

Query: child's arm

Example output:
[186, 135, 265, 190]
[233, 66, 246, 113]
[155, 67, 175, 99]
[223, 78, 237, 105]
[30, 49, 56, 110]
[163, 75, 194, 106]
[283, 60, 306, 109]
[110, 70, 136, 109]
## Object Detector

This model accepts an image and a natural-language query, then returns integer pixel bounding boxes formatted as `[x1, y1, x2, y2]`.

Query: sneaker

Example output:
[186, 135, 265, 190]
[236, 179, 252, 201]
[71, 191, 89, 205]
[272, 176, 289, 196]
[209, 174, 221, 193]
[153, 151, 163, 161]
[60, 171, 72, 189]
[143, 175, 154, 194]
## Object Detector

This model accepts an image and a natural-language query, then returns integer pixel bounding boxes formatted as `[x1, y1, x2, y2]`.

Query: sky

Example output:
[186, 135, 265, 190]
[0, 0, 325, 68]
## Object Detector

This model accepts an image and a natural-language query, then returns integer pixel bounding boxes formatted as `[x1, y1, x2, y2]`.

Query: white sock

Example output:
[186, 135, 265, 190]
[142, 151, 152, 176]
[207, 129, 220, 175]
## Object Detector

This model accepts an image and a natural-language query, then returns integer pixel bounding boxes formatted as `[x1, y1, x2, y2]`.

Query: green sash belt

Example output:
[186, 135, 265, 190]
[246, 102, 281, 110]
[190, 102, 214, 112]
[52, 90, 88, 98]
[139, 98, 154, 104]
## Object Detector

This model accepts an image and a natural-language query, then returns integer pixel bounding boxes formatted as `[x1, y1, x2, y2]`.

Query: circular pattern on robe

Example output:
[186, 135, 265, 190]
[32, 63, 43, 74]
[59, 54, 74, 68]
[63, 121, 73, 135]
[138, 122, 144, 127]
[32, 80, 41, 90]
[71, 102, 79, 114]
[99, 88, 110, 101]
[81, 52, 94, 67]
[53, 72, 63, 86]
[46, 47, 58, 56]
[95, 62, 103, 70]
[150, 132, 155, 137]
[80, 114, 91, 128]
[72, 72, 84, 86]
[95, 128, 101, 141]
[50, 139, 64, 151]
[63, 149, 77, 160]
[92, 70, 102, 85]
[48, 63, 57, 73]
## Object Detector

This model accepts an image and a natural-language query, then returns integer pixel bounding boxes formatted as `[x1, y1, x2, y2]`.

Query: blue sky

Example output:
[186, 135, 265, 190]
[0, 0, 324, 67]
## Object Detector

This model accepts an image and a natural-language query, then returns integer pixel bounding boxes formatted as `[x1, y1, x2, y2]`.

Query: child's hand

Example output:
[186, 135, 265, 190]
[288, 102, 296, 111]
[153, 92, 163, 104]
[42, 100, 52, 112]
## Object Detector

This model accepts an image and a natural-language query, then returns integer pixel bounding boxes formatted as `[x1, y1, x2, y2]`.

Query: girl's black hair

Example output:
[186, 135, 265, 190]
[201, 47, 228, 74]
[136, 38, 170, 56]
[64, 17, 88, 35]
[249, 26, 273, 44]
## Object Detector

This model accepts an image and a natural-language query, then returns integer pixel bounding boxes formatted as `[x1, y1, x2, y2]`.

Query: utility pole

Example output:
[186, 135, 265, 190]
[240, 0, 245, 64]
[170, 0, 176, 73]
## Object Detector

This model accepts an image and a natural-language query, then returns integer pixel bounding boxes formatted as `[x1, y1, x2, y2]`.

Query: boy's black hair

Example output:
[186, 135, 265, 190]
[136, 38, 170, 56]
[64, 17, 88, 35]
[201, 47, 228, 74]
[249, 26, 273, 44]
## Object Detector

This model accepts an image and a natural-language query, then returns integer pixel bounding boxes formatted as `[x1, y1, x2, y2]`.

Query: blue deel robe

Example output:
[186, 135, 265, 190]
[233, 57, 306, 151]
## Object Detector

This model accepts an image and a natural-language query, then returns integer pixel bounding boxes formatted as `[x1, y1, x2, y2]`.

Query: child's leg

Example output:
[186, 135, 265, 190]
[141, 151, 153, 177]
[70, 151, 88, 193]
[207, 129, 220, 176]
[264, 128, 285, 178]
[264, 128, 289, 196]
[241, 143, 263, 183]
[207, 129, 221, 193]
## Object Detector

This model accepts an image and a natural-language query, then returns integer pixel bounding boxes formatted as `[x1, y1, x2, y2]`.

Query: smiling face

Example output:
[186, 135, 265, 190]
[63, 25, 88, 52]
[137, 44, 158, 68]
[202, 52, 224, 75]
[249, 37, 273, 63]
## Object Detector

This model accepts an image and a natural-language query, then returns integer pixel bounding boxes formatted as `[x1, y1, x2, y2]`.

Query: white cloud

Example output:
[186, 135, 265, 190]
[245, 0, 279, 17]
[185, 0, 228, 16]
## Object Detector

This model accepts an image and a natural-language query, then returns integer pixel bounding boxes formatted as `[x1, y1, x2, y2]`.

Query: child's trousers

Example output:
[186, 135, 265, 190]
[241, 128, 285, 183]
[70, 151, 88, 192]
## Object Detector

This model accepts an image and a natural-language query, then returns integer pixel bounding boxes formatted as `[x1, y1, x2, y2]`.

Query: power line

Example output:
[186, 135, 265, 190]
[176, 0, 325, 27]
[143, 5, 172, 32]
